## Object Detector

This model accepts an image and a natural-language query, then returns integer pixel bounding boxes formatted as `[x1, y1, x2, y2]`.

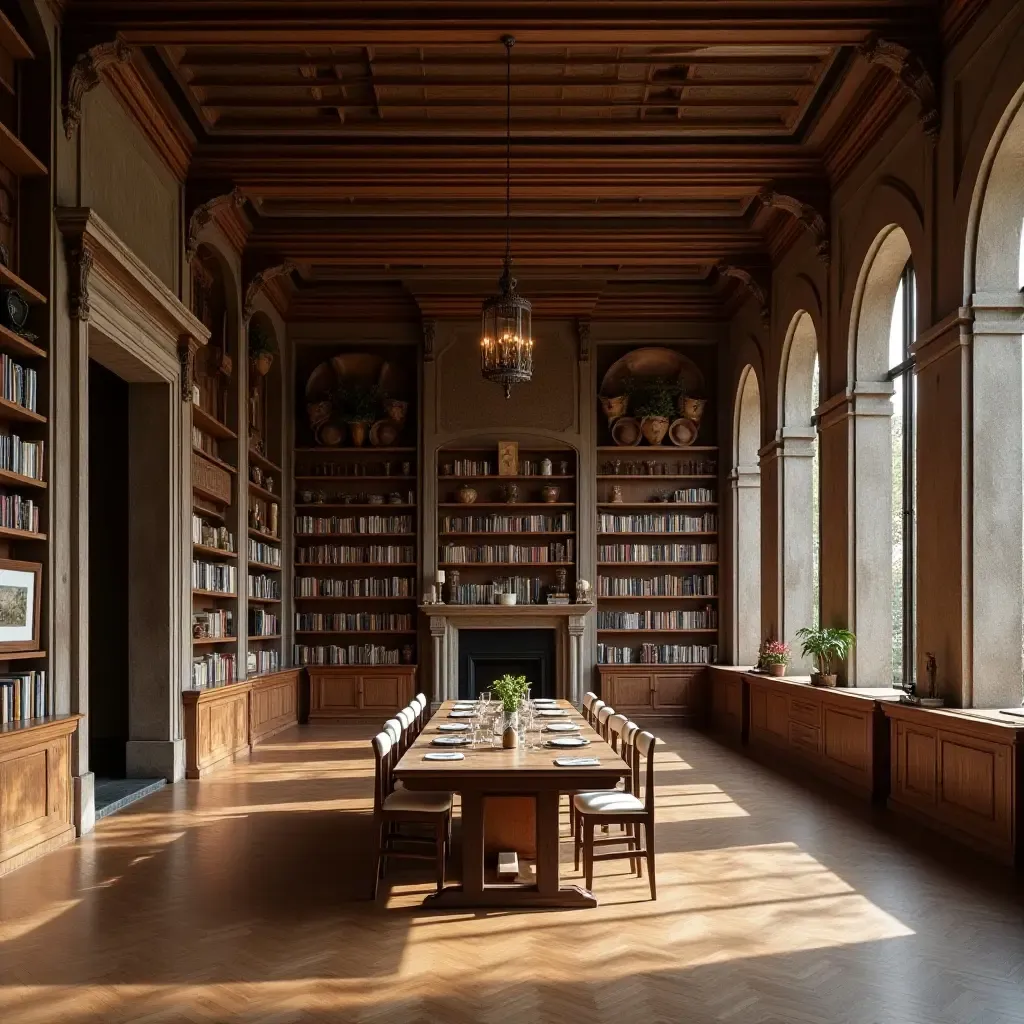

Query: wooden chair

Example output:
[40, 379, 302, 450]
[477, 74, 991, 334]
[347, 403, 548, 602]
[383, 718, 402, 748]
[606, 713, 629, 755]
[587, 698, 606, 729]
[582, 691, 598, 717]
[397, 706, 417, 750]
[406, 701, 424, 741]
[573, 730, 658, 900]
[596, 704, 616, 740]
[371, 731, 453, 899]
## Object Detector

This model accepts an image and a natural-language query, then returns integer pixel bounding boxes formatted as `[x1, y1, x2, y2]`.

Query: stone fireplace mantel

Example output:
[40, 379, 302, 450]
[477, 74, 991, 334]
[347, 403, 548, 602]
[420, 603, 594, 706]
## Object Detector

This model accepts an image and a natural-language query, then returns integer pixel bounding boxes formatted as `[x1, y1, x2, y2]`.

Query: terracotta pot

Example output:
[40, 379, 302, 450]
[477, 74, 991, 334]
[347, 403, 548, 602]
[767, 663, 787, 677]
[347, 421, 369, 447]
[679, 395, 707, 423]
[541, 485, 560, 503]
[641, 415, 670, 446]
[611, 416, 642, 446]
[668, 417, 698, 447]
[369, 419, 399, 447]
[600, 394, 628, 424]
[811, 673, 837, 688]
[383, 398, 408, 426]
[252, 352, 274, 377]
[457, 484, 478, 504]
[307, 400, 332, 429]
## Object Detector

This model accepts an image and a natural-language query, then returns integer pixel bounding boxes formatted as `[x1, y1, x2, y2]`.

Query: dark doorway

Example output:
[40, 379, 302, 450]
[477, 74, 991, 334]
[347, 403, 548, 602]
[88, 360, 130, 778]
[457, 629, 556, 699]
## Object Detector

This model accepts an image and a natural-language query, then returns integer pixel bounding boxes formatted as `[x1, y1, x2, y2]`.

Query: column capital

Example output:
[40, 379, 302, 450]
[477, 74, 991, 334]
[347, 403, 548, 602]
[759, 426, 815, 461]
[568, 614, 587, 636]
[429, 615, 447, 636]
[817, 381, 895, 430]
[728, 464, 761, 487]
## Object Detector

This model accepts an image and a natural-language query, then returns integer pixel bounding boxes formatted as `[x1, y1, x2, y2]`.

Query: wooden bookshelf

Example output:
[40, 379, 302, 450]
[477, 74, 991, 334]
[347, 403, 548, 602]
[436, 445, 578, 607]
[593, 345, 719, 719]
[292, 342, 420, 689]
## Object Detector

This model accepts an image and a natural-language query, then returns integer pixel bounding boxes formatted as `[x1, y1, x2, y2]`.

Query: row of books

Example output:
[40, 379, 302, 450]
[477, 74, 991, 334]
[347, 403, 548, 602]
[0, 432, 44, 481]
[0, 494, 40, 533]
[248, 609, 279, 635]
[597, 512, 717, 533]
[0, 670, 51, 723]
[597, 608, 718, 630]
[597, 574, 717, 597]
[440, 514, 573, 533]
[1, 355, 38, 413]
[598, 543, 717, 563]
[665, 488, 716, 503]
[295, 515, 414, 536]
[193, 609, 233, 639]
[248, 649, 281, 676]
[190, 652, 237, 688]
[294, 575, 414, 598]
[443, 459, 493, 476]
[296, 612, 413, 631]
[597, 644, 719, 665]
[249, 573, 282, 600]
[440, 541, 573, 564]
[248, 538, 281, 566]
[293, 644, 401, 666]
[193, 561, 237, 594]
[192, 425, 222, 462]
[193, 515, 234, 553]
[296, 544, 415, 565]
[448, 577, 546, 605]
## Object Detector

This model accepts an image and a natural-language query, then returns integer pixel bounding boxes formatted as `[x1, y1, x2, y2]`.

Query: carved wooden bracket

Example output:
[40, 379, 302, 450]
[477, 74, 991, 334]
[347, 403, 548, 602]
[859, 35, 939, 141]
[186, 189, 246, 263]
[422, 319, 437, 362]
[242, 261, 296, 322]
[575, 318, 591, 364]
[758, 190, 830, 265]
[63, 241, 94, 321]
[717, 264, 770, 327]
[178, 334, 201, 402]
[63, 40, 133, 139]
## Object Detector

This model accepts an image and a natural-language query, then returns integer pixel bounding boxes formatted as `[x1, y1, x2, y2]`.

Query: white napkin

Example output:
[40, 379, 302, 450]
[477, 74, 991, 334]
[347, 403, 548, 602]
[554, 757, 601, 766]
[424, 751, 464, 761]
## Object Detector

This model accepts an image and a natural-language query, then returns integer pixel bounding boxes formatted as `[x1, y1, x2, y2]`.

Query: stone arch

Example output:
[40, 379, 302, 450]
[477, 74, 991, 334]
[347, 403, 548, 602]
[731, 364, 762, 664]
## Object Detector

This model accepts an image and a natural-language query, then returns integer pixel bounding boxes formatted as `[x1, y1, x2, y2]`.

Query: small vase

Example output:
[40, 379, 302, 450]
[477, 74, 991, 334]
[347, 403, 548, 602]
[457, 484, 478, 504]
[541, 485, 560, 503]
[767, 663, 787, 677]
[383, 398, 408, 426]
[679, 395, 707, 423]
[641, 415, 670, 446]
[348, 421, 369, 447]
[252, 352, 274, 377]
[502, 711, 520, 749]
[540, 458, 553, 476]
[600, 394, 628, 425]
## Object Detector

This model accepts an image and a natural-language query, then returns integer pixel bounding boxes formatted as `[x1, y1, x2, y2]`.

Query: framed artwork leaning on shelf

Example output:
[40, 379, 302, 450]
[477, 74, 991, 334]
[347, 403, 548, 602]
[0, 558, 40, 652]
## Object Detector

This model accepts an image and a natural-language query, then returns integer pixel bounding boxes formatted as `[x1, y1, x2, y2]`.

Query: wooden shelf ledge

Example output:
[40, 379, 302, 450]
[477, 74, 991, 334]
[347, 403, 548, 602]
[0, 265, 45, 304]
[193, 543, 237, 560]
[0, 467, 45, 490]
[0, 120, 46, 176]
[0, 396, 45, 425]
[191, 405, 237, 440]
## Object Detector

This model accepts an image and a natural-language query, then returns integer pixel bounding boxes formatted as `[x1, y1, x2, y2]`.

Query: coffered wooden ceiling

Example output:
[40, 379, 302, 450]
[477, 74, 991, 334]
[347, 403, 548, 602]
[66, 0, 954, 320]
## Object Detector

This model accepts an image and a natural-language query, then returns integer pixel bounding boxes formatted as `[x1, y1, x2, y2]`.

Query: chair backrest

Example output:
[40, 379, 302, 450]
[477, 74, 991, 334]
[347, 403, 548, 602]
[582, 692, 597, 715]
[372, 731, 394, 811]
[634, 730, 658, 814]
[407, 702, 423, 739]
[397, 706, 416, 750]
[606, 713, 628, 754]
[383, 718, 402, 748]
[588, 698, 606, 728]
[415, 692, 427, 711]
[597, 704, 615, 739]
[622, 721, 641, 793]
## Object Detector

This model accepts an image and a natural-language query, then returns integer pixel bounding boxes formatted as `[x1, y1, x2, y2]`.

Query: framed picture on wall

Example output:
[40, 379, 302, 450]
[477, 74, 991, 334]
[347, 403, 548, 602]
[0, 559, 41, 652]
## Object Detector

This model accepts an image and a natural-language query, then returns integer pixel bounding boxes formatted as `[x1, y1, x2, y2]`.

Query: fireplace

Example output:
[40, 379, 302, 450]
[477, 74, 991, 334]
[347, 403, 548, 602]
[457, 628, 556, 699]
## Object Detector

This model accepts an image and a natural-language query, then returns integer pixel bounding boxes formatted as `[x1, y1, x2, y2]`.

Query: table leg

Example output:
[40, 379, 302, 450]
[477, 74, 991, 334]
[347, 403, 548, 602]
[460, 790, 485, 899]
[535, 790, 561, 897]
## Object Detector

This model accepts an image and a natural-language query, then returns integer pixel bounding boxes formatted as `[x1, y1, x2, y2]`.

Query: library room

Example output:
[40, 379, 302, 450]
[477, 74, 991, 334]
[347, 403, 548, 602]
[2, 2, 1024, 1022]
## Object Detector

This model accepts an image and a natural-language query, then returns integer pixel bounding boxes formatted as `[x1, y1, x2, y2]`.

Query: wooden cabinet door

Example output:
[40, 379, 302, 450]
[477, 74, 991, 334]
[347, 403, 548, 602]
[602, 672, 653, 713]
[309, 671, 361, 717]
[361, 673, 409, 712]
[652, 670, 704, 714]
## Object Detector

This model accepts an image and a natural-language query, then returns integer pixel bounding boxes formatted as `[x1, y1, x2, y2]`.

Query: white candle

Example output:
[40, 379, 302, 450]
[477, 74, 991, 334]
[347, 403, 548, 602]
[436, 569, 446, 585]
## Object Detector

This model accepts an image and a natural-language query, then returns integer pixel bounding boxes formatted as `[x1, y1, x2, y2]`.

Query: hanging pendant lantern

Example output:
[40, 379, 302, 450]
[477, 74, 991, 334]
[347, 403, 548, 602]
[480, 35, 533, 400]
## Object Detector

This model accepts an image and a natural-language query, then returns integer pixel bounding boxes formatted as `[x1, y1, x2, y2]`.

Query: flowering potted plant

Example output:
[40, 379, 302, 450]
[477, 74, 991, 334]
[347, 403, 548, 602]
[758, 639, 790, 677]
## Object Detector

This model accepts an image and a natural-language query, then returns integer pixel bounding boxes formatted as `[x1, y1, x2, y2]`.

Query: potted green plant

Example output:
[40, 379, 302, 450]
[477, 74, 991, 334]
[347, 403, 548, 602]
[248, 321, 276, 377]
[795, 626, 856, 687]
[628, 376, 681, 445]
[334, 382, 383, 447]
[491, 672, 531, 748]
[758, 639, 790, 677]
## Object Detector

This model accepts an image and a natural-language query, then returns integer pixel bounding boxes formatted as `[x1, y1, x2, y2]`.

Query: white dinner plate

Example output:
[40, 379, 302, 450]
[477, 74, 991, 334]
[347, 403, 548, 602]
[431, 735, 470, 746]
[448, 710, 474, 718]
[554, 757, 601, 767]
[538, 709, 568, 717]
[546, 736, 590, 748]
[532, 698, 557, 705]
[437, 722, 469, 732]
[453, 703, 476, 710]
[424, 751, 464, 761]
[544, 722, 580, 733]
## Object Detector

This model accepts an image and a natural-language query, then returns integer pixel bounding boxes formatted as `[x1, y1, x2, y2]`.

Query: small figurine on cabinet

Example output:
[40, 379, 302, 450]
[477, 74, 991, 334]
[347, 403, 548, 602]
[575, 579, 592, 604]
[610, 484, 624, 504]
[401, 644, 414, 665]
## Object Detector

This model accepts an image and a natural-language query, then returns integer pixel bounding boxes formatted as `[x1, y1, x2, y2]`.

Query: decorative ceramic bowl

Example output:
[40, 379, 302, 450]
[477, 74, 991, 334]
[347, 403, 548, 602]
[610, 416, 642, 446]
[668, 417, 699, 447]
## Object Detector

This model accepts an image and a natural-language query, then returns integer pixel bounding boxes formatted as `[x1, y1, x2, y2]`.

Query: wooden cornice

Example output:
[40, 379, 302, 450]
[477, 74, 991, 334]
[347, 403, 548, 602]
[756, 189, 830, 264]
[186, 188, 248, 261]
[62, 39, 133, 139]
[940, 0, 991, 47]
[858, 34, 939, 141]
[242, 261, 296, 321]
[716, 263, 770, 326]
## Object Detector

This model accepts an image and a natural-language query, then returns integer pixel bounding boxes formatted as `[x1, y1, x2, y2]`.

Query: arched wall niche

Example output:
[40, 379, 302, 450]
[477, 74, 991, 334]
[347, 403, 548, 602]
[730, 364, 763, 664]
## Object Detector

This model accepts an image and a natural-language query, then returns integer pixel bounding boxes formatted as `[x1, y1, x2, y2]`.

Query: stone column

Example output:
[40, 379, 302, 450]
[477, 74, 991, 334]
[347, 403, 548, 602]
[728, 464, 761, 665]
[568, 614, 586, 705]
[759, 428, 816, 671]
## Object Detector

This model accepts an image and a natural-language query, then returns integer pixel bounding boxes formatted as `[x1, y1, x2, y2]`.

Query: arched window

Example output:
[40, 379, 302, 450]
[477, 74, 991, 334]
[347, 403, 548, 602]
[731, 366, 761, 663]
[889, 263, 917, 688]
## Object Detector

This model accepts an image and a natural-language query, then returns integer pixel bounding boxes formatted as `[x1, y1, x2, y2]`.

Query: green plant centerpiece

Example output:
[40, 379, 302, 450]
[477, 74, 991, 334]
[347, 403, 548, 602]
[627, 375, 681, 445]
[333, 382, 383, 446]
[248, 320, 276, 376]
[491, 673, 531, 749]
[795, 626, 856, 687]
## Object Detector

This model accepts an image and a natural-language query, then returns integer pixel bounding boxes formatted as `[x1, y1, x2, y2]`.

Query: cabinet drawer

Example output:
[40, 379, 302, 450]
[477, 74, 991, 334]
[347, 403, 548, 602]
[790, 698, 821, 728]
[789, 720, 821, 755]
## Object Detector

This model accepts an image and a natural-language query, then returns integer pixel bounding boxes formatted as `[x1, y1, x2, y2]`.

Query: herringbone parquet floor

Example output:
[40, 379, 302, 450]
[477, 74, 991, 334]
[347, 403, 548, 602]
[2, 721, 1023, 1024]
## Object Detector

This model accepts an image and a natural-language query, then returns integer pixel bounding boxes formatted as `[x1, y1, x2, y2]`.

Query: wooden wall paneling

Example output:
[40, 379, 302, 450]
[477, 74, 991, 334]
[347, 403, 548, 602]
[182, 683, 252, 779]
[307, 666, 416, 719]
[707, 667, 746, 742]
[249, 669, 300, 744]
[0, 716, 81, 877]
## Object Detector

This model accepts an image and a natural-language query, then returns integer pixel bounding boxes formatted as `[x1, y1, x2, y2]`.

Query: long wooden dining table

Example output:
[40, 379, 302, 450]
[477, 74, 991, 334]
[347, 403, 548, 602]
[393, 698, 630, 909]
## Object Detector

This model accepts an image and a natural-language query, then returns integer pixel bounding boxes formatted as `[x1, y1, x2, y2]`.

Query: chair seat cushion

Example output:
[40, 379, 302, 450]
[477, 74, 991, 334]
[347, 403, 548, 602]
[573, 790, 644, 814]
[384, 789, 453, 814]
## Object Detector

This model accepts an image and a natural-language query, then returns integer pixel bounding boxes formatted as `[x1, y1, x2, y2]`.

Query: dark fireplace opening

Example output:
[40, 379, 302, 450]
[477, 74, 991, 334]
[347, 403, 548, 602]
[458, 628, 556, 700]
